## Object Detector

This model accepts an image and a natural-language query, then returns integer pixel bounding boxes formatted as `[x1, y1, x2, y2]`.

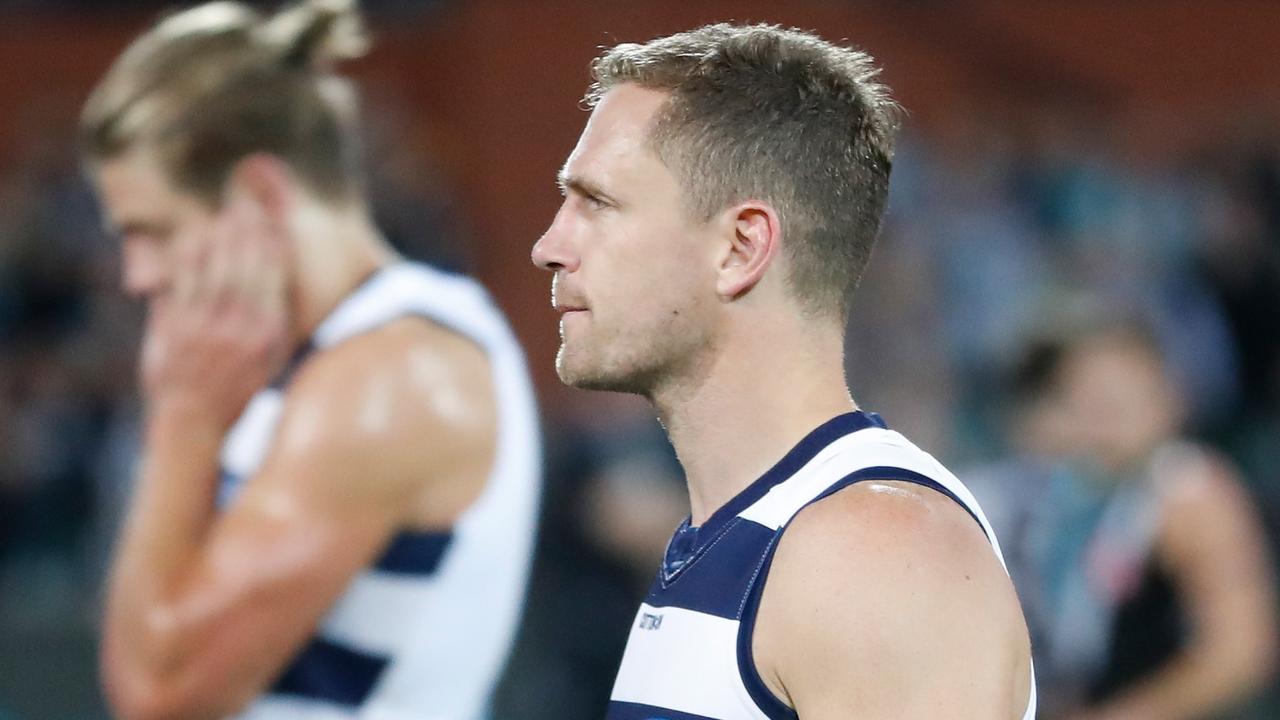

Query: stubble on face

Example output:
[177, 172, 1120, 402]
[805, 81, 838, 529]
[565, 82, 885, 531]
[547, 85, 719, 398]
[555, 289, 715, 398]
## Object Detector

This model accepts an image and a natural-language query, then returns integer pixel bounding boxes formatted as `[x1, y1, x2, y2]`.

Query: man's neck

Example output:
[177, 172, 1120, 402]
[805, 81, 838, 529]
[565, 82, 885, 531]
[289, 203, 395, 349]
[653, 317, 855, 525]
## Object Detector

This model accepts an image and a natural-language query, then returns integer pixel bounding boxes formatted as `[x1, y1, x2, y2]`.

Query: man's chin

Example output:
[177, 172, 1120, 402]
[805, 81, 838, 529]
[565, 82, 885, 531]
[556, 352, 644, 394]
[555, 361, 609, 391]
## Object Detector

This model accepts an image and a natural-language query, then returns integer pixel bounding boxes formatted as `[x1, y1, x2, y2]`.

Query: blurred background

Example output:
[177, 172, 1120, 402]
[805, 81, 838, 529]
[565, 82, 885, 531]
[0, 0, 1278, 718]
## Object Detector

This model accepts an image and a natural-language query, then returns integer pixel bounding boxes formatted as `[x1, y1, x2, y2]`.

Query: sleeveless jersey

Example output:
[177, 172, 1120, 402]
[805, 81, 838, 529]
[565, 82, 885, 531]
[606, 411, 1036, 720]
[217, 262, 542, 720]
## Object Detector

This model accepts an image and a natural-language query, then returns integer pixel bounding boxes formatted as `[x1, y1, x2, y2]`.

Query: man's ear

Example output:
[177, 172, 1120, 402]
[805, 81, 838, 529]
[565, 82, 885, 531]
[223, 153, 295, 228]
[715, 201, 781, 300]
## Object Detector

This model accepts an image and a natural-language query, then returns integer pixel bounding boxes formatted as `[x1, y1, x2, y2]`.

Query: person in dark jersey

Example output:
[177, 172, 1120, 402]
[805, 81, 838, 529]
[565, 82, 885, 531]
[533, 23, 1035, 720]
[81, 2, 540, 718]
[973, 323, 1276, 720]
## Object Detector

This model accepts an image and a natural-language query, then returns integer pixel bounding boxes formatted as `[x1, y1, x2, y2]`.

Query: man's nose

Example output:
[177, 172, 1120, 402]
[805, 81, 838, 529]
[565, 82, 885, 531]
[532, 206, 579, 273]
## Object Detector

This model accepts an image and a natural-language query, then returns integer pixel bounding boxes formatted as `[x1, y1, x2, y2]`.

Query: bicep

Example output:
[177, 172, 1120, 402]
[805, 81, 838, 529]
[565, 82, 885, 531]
[160, 450, 408, 709]
[783, 578, 1019, 720]
[176, 320, 499, 699]
[116, 319, 498, 717]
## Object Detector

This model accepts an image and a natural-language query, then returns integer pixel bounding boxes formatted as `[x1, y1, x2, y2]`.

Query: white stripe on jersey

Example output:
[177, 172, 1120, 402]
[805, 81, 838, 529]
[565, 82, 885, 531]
[219, 391, 285, 483]
[236, 697, 356, 720]
[611, 604, 770, 720]
[738, 427, 1010, 572]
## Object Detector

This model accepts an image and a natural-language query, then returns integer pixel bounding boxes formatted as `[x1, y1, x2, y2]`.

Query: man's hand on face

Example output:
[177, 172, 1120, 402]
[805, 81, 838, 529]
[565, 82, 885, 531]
[141, 188, 290, 429]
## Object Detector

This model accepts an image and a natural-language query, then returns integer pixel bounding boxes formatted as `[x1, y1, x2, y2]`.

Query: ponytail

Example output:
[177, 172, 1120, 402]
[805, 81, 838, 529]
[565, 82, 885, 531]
[262, 0, 370, 70]
[82, 0, 372, 203]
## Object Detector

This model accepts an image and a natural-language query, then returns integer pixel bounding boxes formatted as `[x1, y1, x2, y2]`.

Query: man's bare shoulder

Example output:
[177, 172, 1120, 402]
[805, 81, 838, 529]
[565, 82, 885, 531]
[754, 480, 1032, 719]
[264, 316, 497, 521]
[780, 480, 1000, 576]
[763, 481, 1017, 635]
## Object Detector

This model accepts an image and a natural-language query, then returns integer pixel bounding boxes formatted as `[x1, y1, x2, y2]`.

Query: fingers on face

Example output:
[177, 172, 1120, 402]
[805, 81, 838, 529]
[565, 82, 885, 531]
[161, 192, 290, 352]
[221, 194, 256, 308]
[169, 219, 207, 312]
[230, 192, 288, 328]
[206, 194, 288, 317]
[205, 207, 237, 309]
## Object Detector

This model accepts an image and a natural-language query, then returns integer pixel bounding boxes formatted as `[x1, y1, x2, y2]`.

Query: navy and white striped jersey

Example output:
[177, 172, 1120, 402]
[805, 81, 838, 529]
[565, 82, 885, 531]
[217, 262, 542, 720]
[607, 411, 1035, 720]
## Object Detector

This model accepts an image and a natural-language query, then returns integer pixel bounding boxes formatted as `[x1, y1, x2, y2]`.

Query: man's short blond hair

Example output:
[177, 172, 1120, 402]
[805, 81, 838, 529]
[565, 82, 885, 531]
[81, 0, 370, 204]
[588, 24, 901, 319]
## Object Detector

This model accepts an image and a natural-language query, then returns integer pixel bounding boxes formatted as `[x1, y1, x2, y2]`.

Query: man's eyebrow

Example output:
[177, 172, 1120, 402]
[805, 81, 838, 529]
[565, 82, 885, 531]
[556, 171, 611, 201]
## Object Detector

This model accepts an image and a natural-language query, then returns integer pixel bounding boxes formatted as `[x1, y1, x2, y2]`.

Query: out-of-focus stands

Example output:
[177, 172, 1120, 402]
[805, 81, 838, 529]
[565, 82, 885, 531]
[0, 2, 1277, 719]
[859, 104, 1280, 719]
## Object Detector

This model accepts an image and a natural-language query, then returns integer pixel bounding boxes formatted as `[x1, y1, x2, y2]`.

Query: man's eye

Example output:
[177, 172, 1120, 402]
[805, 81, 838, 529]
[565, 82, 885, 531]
[584, 194, 608, 210]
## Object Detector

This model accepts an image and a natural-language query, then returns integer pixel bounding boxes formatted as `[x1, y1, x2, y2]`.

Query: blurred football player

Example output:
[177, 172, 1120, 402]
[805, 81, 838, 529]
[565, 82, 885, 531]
[82, 2, 540, 718]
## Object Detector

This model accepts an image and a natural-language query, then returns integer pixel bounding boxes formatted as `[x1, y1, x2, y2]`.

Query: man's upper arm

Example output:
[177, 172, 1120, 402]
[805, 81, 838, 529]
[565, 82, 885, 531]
[753, 481, 1031, 720]
[1143, 454, 1278, 703]
[139, 319, 496, 716]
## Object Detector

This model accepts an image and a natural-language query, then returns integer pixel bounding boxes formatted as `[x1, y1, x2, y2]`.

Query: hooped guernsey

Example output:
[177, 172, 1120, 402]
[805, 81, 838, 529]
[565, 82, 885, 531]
[606, 411, 1036, 720]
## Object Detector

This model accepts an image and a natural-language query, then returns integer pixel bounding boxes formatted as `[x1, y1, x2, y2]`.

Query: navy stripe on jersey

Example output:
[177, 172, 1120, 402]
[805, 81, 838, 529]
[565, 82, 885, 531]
[265, 266, 390, 390]
[689, 412, 886, 542]
[607, 701, 721, 720]
[266, 267, 390, 391]
[271, 637, 389, 706]
[736, 532, 795, 720]
[374, 530, 453, 575]
[217, 468, 244, 508]
[267, 339, 317, 391]
[649, 520, 776, 619]
[734, 465, 993, 720]
[219, 472, 454, 577]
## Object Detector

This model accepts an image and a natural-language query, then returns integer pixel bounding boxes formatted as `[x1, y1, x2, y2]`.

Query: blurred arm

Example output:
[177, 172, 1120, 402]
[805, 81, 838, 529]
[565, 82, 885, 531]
[1076, 454, 1277, 720]
[100, 319, 495, 720]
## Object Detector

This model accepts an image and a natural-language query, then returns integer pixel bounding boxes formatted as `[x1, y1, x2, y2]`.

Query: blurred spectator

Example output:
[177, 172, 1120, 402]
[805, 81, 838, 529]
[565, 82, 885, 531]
[969, 320, 1277, 720]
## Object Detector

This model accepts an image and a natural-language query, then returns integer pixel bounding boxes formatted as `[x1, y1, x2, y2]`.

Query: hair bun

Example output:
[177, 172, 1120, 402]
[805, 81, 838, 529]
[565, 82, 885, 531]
[262, 0, 370, 69]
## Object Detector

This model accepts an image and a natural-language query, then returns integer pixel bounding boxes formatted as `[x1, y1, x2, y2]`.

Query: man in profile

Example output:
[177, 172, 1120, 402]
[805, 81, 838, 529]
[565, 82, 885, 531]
[533, 24, 1035, 719]
[83, 1, 540, 718]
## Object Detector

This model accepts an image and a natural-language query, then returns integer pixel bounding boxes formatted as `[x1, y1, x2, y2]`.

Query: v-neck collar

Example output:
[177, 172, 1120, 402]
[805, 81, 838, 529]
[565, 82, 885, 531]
[661, 410, 887, 582]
